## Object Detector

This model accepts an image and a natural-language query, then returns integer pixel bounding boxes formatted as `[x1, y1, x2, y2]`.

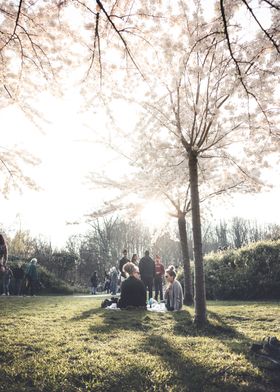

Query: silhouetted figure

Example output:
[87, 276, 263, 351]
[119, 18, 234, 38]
[90, 271, 98, 295]
[119, 249, 129, 285]
[139, 250, 155, 301]
[0, 234, 8, 267]
[3, 265, 13, 295]
[13, 263, 25, 295]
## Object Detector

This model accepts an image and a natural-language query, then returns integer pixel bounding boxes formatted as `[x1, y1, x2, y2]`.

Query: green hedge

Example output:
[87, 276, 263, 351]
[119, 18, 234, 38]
[5, 261, 85, 295]
[204, 240, 280, 300]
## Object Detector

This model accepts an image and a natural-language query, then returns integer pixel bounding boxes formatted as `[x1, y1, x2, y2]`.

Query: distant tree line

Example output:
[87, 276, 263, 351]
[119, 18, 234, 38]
[3, 216, 280, 292]
[202, 217, 280, 254]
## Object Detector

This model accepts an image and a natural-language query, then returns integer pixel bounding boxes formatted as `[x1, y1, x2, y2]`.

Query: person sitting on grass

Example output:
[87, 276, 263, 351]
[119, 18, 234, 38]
[118, 262, 146, 309]
[164, 265, 183, 311]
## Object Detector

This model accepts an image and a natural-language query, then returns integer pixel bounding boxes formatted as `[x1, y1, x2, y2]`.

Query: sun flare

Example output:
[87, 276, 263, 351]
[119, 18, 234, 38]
[140, 201, 168, 229]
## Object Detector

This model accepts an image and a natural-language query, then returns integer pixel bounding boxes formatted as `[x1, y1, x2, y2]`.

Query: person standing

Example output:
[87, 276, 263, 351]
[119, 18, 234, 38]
[0, 234, 8, 267]
[110, 267, 118, 295]
[104, 271, 111, 294]
[164, 265, 183, 311]
[154, 255, 165, 302]
[13, 263, 25, 295]
[118, 249, 129, 286]
[90, 271, 98, 295]
[139, 250, 155, 301]
[3, 265, 13, 295]
[131, 254, 138, 265]
[25, 258, 38, 296]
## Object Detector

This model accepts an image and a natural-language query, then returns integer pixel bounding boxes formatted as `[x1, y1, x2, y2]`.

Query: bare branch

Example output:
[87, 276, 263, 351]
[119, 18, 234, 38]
[96, 0, 145, 79]
[241, 0, 280, 54]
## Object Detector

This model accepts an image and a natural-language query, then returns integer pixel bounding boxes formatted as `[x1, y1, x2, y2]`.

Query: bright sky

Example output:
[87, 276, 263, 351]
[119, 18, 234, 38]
[1, 94, 279, 249]
[0, 1, 279, 247]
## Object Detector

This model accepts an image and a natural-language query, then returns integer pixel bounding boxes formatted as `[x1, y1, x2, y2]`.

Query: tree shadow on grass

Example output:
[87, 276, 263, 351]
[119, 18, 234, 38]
[70, 307, 103, 321]
[88, 308, 152, 334]
[171, 310, 280, 391]
[139, 334, 243, 392]
[171, 310, 242, 339]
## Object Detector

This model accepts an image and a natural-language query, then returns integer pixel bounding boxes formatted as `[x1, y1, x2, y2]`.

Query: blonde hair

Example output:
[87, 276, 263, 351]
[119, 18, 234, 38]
[123, 262, 138, 276]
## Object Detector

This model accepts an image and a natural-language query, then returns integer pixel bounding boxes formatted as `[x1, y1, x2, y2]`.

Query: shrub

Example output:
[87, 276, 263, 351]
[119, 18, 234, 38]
[204, 240, 280, 300]
[6, 261, 85, 295]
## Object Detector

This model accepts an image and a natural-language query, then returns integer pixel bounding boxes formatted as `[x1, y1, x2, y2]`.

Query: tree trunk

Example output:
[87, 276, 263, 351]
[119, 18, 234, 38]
[178, 213, 193, 306]
[188, 152, 207, 326]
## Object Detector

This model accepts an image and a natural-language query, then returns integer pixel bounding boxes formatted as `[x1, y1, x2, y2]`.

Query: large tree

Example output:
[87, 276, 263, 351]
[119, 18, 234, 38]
[115, 2, 279, 325]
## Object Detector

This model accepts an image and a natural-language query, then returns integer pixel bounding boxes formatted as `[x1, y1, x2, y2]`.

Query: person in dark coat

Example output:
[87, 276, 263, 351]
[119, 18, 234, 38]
[118, 262, 146, 309]
[104, 271, 111, 294]
[3, 265, 13, 295]
[13, 263, 25, 295]
[118, 249, 129, 285]
[90, 271, 98, 295]
[139, 250, 155, 301]
[0, 234, 8, 267]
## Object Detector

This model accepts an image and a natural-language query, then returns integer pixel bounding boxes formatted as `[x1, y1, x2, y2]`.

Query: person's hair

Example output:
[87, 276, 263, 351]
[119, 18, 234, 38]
[145, 250, 149, 256]
[123, 249, 127, 254]
[30, 258, 37, 264]
[123, 262, 137, 276]
[165, 265, 176, 278]
[131, 254, 137, 262]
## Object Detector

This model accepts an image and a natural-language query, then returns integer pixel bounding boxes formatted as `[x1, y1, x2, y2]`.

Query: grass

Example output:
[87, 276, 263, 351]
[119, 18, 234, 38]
[0, 297, 280, 392]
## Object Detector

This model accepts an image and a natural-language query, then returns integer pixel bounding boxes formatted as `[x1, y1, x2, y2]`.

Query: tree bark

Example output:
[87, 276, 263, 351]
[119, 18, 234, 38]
[178, 212, 193, 306]
[188, 151, 207, 325]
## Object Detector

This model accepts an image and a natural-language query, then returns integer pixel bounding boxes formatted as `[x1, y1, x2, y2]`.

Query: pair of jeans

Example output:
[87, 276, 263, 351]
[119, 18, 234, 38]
[25, 277, 35, 296]
[3, 279, 11, 295]
[91, 286, 97, 294]
[154, 276, 163, 301]
[141, 276, 153, 300]
[14, 279, 23, 295]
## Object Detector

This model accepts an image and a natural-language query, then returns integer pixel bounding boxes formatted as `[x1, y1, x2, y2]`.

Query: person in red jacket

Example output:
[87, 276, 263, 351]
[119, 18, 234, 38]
[154, 255, 165, 301]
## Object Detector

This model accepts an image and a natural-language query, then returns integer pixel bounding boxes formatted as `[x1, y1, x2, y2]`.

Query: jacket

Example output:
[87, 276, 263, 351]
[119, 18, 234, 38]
[118, 276, 146, 308]
[139, 256, 155, 279]
[164, 280, 183, 311]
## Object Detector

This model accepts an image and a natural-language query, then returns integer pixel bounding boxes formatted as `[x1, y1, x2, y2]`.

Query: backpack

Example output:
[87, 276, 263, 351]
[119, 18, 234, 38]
[101, 297, 119, 308]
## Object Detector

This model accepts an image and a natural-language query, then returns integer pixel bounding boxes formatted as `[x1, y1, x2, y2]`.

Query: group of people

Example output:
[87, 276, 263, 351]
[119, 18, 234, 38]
[117, 249, 183, 311]
[0, 233, 39, 296]
[0, 258, 39, 297]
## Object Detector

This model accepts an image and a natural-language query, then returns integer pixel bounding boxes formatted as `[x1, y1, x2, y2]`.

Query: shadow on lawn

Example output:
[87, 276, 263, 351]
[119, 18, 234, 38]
[71, 307, 103, 321]
[89, 309, 151, 334]
[73, 306, 280, 390]
[171, 310, 241, 338]
[139, 334, 241, 392]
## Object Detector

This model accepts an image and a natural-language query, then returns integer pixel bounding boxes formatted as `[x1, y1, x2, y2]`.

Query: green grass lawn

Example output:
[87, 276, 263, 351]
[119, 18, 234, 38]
[0, 297, 280, 392]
